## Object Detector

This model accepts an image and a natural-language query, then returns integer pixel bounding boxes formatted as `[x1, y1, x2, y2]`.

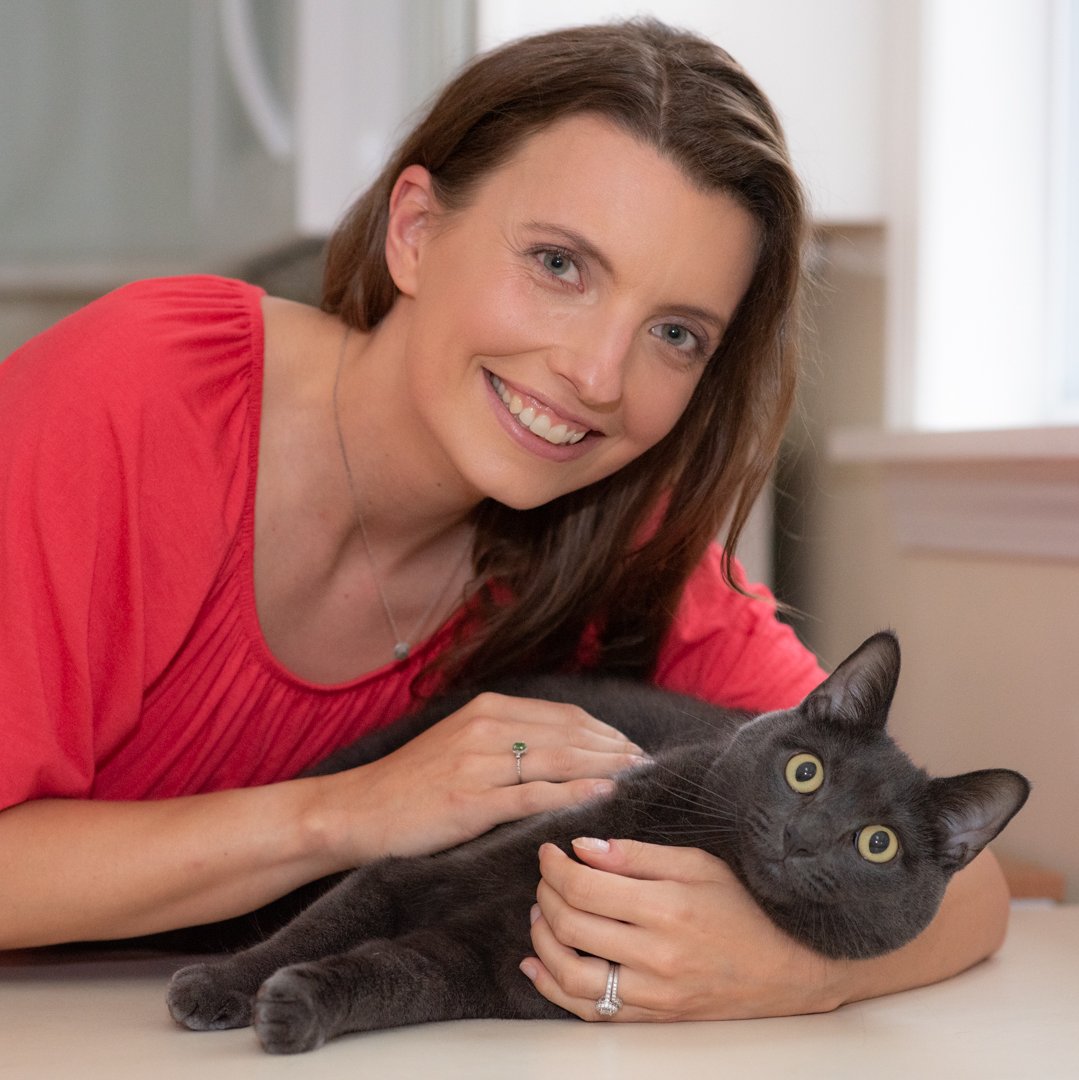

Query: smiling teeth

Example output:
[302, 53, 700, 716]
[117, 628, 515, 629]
[489, 374, 587, 445]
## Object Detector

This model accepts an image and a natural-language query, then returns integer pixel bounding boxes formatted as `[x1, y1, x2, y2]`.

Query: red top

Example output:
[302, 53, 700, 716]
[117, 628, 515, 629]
[0, 276, 824, 812]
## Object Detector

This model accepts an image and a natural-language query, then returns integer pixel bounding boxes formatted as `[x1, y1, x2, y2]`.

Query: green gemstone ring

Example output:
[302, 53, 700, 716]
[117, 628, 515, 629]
[512, 741, 528, 783]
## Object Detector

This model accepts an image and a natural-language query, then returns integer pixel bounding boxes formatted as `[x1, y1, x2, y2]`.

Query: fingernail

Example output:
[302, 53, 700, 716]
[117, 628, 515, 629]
[530, 903, 541, 925]
[628, 754, 652, 767]
[572, 836, 610, 853]
[591, 780, 616, 797]
[520, 959, 539, 981]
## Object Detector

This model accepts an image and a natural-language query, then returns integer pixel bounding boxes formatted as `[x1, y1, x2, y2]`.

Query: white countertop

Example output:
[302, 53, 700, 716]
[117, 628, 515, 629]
[1, 904, 1075, 1080]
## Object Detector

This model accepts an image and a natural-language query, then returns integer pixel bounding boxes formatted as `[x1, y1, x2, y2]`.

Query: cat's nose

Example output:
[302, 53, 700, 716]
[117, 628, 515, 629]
[783, 822, 814, 858]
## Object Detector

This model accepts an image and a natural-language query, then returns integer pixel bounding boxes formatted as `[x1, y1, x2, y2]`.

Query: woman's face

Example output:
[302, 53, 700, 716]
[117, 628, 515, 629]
[392, 113, 760, 510]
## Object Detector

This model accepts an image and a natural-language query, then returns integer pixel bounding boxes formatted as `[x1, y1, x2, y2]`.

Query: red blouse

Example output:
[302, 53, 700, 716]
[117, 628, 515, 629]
[0, 276, 824, 811]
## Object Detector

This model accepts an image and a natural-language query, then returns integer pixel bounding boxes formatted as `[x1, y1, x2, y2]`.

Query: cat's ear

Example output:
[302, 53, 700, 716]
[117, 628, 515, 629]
[802, 631, 901, 731]
[929, 769, 1031, 872]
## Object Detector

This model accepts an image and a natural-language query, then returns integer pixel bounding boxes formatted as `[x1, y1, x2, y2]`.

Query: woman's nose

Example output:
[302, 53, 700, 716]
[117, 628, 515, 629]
[548, 317, 633, 409]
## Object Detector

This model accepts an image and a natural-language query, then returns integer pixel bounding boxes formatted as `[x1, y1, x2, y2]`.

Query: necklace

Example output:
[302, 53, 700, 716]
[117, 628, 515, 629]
[331, 328, 470, 661]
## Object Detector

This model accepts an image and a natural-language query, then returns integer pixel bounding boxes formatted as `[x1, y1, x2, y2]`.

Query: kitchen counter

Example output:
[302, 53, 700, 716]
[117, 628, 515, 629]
[1, 904, 1074, 1079]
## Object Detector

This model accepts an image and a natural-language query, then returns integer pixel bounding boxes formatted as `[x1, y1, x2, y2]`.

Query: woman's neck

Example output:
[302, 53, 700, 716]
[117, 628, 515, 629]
[252, 296, 479, 683]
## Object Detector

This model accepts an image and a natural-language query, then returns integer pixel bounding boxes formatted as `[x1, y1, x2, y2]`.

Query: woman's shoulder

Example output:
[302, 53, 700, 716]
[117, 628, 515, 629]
[2, 274, 266, 442]
[22, 273, 263, 337]
[1, 274, 268, 550]
[55, 274, 263, 378]
[82, 273, 264, 320]
[3, 274, 263, 391]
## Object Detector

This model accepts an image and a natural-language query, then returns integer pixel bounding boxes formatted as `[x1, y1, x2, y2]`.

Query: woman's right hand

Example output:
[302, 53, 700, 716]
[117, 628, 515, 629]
[314, 692, 647, 864]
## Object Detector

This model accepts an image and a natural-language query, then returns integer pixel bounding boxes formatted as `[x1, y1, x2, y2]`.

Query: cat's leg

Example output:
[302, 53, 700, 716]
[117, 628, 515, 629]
[251, 926, 565, 1054]
[166, 861, 404, 1032]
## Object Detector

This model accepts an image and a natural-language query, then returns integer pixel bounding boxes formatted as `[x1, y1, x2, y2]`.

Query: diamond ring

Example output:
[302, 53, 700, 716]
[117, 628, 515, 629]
[594, 961, 622, 1018]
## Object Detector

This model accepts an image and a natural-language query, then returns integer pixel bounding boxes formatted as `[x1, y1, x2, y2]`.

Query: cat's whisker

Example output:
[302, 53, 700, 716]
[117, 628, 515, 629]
[625, 794, 739, 826]
[629, 779, 737, 810]
[648, 829, 737, 846]
[641, 756, 728, 799]
[624, 791, 724, 811]
[632, 766, 741, 816]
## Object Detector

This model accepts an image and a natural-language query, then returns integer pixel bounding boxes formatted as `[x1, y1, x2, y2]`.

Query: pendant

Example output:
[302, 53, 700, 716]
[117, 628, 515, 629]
[393, 641, 410, 661]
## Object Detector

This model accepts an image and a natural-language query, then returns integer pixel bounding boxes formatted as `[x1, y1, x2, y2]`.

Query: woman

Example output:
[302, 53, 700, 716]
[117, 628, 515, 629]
[0, 20, 1008, 1020]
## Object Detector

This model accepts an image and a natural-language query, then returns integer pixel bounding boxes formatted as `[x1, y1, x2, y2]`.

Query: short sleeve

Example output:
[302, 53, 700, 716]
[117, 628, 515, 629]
[0, 276, 262, 810]
[653, 544, 826, 711]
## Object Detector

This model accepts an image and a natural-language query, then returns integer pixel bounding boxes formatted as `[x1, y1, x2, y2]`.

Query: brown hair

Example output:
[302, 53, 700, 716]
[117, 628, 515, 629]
[322, 18, 806, 684]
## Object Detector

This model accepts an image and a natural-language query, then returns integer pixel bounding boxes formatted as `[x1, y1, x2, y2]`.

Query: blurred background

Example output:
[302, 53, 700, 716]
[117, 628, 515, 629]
[2, 0, 1076, 898]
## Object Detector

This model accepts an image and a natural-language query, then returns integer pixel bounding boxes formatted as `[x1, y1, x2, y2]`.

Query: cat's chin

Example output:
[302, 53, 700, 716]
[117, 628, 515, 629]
[746, 856, 836, 907]
[740, 856, 787, 901]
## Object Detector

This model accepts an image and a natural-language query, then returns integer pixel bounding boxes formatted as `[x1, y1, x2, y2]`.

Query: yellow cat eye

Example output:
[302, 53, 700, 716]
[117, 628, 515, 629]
[857, 825, 900, 863]
[785, 753, 824, 794]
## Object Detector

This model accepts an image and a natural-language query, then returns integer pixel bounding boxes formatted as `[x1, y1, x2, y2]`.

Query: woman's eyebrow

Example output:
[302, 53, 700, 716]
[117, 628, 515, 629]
[523, 220, 730, 335]
[523, 221, 615, 277]
[670, 304, 729, 337]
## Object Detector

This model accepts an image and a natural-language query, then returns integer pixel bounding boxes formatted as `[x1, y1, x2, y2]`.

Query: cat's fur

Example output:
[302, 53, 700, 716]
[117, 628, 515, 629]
[166, 632, 1029, 1053]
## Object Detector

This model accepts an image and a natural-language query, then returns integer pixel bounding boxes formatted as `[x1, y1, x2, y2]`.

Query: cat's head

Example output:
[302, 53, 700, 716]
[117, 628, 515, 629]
[718, 631, 1030, 959]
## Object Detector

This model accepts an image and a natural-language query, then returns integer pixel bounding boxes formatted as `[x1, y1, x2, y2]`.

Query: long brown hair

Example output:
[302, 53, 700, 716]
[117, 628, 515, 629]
[322, 19, 806, 684]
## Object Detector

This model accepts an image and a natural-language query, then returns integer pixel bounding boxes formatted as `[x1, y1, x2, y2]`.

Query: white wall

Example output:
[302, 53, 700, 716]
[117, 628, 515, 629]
[477, 0, 886, 223]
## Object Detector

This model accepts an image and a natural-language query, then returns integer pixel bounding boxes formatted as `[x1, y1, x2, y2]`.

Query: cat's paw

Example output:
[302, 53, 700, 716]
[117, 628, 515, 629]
[166, 962, 254, 1031]
[252, 966, 332, 1054]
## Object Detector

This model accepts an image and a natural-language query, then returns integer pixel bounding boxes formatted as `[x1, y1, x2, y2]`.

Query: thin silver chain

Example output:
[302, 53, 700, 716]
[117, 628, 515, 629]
[330, 328, 470, 661]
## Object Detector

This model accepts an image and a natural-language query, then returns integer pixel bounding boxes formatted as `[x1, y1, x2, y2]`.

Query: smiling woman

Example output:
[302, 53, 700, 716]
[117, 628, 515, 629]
[0, 16, 1011, 1033]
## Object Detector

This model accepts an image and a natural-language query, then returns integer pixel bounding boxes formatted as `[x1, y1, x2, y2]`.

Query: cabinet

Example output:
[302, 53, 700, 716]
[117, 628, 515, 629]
[0, 0, 470, 288]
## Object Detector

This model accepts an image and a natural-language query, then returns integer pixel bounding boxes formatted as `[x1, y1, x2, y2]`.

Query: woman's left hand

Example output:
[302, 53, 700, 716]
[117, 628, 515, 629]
[521, 838, 850, 1021]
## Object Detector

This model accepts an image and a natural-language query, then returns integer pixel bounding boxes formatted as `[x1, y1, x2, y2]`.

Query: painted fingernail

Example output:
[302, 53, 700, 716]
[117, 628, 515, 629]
[529, 903, 541, 925]
[520, 959, 539, 981]
[572, 836, 611, 853]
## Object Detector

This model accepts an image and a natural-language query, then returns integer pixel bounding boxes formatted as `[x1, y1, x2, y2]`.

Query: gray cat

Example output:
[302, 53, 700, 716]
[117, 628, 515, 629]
[166, 632, 1029, 1053]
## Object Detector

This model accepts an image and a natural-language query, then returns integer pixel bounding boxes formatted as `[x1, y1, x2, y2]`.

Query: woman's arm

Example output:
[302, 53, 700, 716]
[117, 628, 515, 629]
[521, 839, 1009, 1020]
[0, 781, 335, 950]
[0, 694, 641, 951]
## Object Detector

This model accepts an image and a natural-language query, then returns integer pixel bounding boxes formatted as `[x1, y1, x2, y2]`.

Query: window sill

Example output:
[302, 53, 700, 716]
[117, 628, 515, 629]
[827, 426, 1079, 560]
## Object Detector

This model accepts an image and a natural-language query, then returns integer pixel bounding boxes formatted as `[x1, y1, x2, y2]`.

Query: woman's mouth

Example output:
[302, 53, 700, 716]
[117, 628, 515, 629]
[487, 373, 589, 446]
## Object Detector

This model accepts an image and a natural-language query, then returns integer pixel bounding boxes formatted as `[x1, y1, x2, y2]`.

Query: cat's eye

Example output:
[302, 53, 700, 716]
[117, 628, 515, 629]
[785, 753, 824, 794]
[856, 825, 899, 863]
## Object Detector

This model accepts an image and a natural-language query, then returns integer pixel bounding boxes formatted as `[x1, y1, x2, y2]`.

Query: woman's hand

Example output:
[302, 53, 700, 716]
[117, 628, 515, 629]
[520, 838, 847, 1021]
[318, 694, 646, 865]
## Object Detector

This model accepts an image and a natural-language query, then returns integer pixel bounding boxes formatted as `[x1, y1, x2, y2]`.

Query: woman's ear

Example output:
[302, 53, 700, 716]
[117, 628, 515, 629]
[384, 165, 438, 297]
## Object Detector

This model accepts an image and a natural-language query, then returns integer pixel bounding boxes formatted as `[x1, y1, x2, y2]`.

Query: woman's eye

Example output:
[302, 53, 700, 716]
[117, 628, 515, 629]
[537, 249, 581, 285]
[651, 323, 703, 354]
[855, 825, 900, 864]
[785, 753, 824, 794]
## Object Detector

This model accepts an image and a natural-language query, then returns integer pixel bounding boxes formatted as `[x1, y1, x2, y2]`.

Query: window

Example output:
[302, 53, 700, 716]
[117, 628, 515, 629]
[1050, 0, 1079, 421]
[831, 1, 1079, 563]
[885, 0, 1076, 433]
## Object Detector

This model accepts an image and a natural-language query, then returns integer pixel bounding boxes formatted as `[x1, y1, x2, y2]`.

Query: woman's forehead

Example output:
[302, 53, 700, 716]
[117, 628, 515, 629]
[463, 114, 760, 317]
